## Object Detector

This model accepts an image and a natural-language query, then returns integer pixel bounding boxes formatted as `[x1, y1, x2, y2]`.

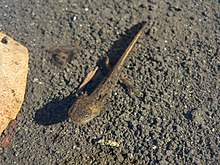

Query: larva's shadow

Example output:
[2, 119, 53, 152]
[34, 21, 148, 125]
[34, 94, 75, 125]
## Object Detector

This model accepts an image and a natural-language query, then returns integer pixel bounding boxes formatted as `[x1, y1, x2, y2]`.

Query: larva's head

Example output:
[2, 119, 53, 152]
[68, 95, 100, 124]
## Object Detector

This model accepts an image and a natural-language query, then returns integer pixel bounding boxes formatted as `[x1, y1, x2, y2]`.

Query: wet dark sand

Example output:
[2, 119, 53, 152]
[0, 0, 219, 164]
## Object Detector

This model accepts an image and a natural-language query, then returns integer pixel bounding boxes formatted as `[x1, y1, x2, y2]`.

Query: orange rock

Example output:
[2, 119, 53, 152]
[0, 33, 28, 136]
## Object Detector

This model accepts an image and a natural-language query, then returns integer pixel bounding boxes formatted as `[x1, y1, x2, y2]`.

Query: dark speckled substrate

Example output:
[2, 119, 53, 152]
[0, 0, 219, 164]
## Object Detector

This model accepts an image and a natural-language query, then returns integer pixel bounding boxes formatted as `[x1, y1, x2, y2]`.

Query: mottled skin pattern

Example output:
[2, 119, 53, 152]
[68, 22, 147, 124]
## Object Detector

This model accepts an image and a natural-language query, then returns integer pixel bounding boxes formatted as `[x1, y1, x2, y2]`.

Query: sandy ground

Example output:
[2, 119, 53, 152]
[0, 0, 219, 164]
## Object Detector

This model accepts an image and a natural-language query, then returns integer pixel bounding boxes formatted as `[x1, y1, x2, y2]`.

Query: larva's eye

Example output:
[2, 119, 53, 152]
[84, 114, 89, 118]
